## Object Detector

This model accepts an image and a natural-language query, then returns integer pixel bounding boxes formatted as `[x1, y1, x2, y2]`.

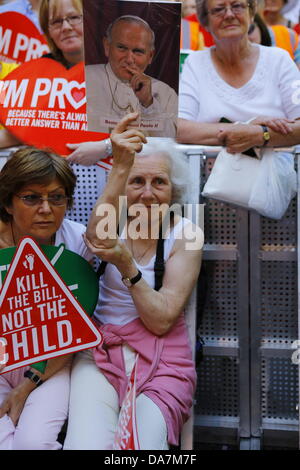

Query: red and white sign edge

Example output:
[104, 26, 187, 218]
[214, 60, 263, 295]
[0, 237, 102, 371]
[96, 158, 113, 171]
[113, 354, 140, 450]
[131, 356, 140, 450]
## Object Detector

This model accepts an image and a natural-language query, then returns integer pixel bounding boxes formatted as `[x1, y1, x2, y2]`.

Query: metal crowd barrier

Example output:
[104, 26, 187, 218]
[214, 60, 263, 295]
[0, 144, 299, 450]
[176, 144, 300, 450]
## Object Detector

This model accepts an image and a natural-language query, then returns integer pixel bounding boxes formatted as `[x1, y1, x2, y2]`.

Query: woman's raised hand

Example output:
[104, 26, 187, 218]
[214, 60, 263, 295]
[110, 112, 147, 168]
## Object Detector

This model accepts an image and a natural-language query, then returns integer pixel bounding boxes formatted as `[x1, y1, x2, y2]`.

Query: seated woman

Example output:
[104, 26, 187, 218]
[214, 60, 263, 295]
[64, 113, 203, 450]
[177, 0, 300, 151]
[0, 146, 92, 449]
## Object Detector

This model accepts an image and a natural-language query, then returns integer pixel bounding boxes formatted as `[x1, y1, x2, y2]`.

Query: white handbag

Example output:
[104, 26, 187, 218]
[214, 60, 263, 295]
[201, 148, 297, 219]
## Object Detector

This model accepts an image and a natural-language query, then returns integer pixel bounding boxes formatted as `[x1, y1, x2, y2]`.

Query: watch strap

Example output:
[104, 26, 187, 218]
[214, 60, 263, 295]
[122, 270, 142, 286]
[130, 270, 142, 285]
[24, 370, 44, 387]
[261, 125, 270, 147]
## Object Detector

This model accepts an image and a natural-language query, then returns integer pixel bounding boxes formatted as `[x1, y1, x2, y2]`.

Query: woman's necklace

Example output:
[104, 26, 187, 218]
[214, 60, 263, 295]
[105, 64, 136, 113]
[130, 238, 156, 264]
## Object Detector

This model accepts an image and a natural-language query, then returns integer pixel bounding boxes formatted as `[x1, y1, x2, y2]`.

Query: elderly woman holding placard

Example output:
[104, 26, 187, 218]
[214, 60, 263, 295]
[64, 113, 203, 450]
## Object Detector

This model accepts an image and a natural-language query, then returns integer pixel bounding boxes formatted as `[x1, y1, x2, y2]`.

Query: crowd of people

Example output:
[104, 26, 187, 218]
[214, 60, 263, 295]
[0, 0, 299, 451]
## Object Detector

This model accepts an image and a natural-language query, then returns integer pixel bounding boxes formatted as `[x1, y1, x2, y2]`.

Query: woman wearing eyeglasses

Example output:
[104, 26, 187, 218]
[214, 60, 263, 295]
[0, 146, 92, 449]
[39, 0, 83, 69]
[178, 0, 300, 151]
[0, 0, 110, 165]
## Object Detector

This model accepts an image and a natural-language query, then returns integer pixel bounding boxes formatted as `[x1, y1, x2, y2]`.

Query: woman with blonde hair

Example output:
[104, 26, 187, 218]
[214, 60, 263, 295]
[0, 0, 82, 149]
[0, 0, 111, 165]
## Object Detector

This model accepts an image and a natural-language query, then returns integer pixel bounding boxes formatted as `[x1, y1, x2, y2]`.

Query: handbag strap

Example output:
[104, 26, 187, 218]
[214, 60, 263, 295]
[97, 259, 108, 278]
[154, 224, 165, 291]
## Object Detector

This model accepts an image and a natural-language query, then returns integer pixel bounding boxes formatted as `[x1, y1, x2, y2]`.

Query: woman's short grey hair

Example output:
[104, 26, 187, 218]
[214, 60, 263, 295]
[137, 138, 192, 205]
[196, 0, 257, 27]
[106, 15, 155, 50]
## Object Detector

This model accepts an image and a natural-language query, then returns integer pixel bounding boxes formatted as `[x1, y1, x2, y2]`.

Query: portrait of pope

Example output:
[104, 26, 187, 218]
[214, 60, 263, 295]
[85, 14, 178, 137]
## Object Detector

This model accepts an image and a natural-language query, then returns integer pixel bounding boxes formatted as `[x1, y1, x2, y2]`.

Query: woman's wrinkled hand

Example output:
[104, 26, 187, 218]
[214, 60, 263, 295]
[0, 381, 32, 426]
[83, 233, 133, 269]
[66, 141, 107, 165]
[218, 123, 264, 153]
[110, 112, 147, 168]
[250, 116, 295, 135]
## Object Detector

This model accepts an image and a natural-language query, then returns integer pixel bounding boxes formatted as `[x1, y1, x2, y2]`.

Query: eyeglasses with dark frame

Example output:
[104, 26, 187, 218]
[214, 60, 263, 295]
[15, 194, 70, 207]
[207, 2, 250, 18]
[48, 14, 83, 30]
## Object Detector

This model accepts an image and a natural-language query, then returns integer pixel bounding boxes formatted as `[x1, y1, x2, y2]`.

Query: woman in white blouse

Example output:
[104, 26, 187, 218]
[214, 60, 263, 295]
[177, 0, 300, 152]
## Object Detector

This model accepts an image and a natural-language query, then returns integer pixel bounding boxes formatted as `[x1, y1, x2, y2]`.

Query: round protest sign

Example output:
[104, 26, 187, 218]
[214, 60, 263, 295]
[0, 58, 109, 155]
[0, 12, 49, 63]
[0, 239, 102, 373]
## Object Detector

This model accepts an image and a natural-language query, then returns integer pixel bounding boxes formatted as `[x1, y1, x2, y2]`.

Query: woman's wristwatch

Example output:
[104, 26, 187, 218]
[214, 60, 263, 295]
[122, 270, 142, 288]
[261, 125, 270, 147]
[24, 369, 44, 387]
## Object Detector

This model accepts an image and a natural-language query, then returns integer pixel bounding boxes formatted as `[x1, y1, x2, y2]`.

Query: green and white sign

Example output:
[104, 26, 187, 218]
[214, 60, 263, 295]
[0, 238, 101, 373]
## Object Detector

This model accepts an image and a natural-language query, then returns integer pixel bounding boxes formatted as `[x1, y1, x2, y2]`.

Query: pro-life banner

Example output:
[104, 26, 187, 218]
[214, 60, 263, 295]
[0, 237, 102, 373]
[0, 58, 111, 168]
[0, 11, 49, 63]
